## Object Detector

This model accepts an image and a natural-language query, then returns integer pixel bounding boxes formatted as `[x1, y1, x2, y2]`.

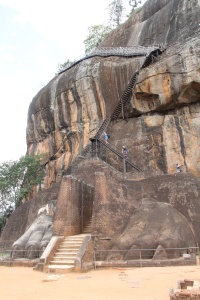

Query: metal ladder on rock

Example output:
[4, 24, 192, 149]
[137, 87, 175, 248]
[94, 71, 138, 139]
[91, 47, 165, 172]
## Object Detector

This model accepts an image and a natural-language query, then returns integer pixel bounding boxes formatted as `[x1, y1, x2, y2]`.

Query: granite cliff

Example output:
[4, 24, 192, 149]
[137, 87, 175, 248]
[26, 0, 200, 187]
[1, 0, 200, 268]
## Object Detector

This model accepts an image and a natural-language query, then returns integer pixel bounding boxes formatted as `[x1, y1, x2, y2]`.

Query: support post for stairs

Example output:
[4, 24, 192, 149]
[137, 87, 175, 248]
[123, 158, 126, 177]
[121, 98, 124, 119]
[95, 140, 98, 158]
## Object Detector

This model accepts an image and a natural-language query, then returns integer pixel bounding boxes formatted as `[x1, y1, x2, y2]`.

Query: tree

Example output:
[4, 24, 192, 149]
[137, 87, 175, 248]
[0, 154, 45, 232]
[108, 0, 125, 27]
[128, 0, 142, 16]
[84, 25, 112, 54]
[0, 205, 13, 235]
[56, 59, 75, 74]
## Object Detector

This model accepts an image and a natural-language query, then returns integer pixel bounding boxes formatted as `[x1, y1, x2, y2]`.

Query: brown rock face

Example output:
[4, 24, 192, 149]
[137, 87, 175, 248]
[111, 201, 196, 259]
[132, 39, 200, 114]
[108, 100, 200, 176]
[27, 57, 141, 187]
[101, 0, 200, 47]
[26, 0, 200, 188]
[3, 0, 197, 263]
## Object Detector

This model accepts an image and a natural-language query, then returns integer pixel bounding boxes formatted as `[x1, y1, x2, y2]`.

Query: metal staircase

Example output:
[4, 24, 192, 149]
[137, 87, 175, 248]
[111, 72, 139, 120]
[93, 47, 163, 139]
[95, 117, 111, 140]
[58, 45, 166, 75]
[90, 138, 141, 172]
[90, 47, 165, 171]
[94, 72, 139, 139]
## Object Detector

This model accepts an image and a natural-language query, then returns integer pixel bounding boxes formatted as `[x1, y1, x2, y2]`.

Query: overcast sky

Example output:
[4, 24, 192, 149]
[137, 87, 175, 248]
[0, 0, 147, 163]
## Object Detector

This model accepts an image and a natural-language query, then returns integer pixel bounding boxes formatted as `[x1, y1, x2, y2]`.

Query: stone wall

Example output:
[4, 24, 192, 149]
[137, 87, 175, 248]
[53, 175, 94, 236]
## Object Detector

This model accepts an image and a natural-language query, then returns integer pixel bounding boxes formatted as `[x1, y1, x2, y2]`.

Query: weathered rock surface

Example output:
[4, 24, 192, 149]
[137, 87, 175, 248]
[131, 38, 200, 114]
[110, 201, 196, 259]
[26, 0, 200, 188]
[108, 100, 200, 176]
[101, 0, 200, 47]
[85, 161, 200, 256]
[26, 57, 141, 187]
[2, 0, 200, 262]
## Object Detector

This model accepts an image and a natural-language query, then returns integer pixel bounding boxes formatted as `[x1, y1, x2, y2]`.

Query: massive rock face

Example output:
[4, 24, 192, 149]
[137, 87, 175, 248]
[2, 0, 200, 262]
[26, 0, 200, 188]
[109, 201, 196, 260]
[26, 57, 141, 187]
[101, 0, 200, 47]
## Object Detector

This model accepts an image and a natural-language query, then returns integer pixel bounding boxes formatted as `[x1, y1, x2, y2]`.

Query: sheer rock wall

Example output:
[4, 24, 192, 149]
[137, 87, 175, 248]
[26, 0, 200, 188]
[2, 0, 200, 259]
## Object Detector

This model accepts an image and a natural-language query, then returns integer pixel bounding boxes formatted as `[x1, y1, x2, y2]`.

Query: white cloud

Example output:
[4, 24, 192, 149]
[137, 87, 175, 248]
[0, 53, 14, 64]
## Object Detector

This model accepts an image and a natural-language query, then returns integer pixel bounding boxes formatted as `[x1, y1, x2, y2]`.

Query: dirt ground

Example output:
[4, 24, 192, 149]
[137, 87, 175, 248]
[0, 265, 200, 300]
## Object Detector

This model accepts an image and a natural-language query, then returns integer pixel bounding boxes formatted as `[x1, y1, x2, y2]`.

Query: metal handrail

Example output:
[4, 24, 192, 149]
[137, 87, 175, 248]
[90, 138, 141, 171]
[58, 45, 166, 74]
[95, 247, 199, 252]
[94, 246, 199, 264]
[93, 47, 165, 139]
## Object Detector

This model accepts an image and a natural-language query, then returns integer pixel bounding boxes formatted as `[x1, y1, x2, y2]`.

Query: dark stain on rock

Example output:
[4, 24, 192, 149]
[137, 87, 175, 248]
[174, 116, 187, 170]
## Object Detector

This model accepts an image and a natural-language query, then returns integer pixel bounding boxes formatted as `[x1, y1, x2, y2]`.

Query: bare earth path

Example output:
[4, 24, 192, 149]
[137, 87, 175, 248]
[0, 265, 200, 300]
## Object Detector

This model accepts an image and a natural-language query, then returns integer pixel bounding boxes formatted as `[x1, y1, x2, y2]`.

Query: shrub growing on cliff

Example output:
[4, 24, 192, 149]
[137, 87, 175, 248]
[108, 0, 125, 27]
[0, 154, 45, 230]
[84, 25, 112, 54]
[56, 59, 75, 75]
[128, 0, 142, 15]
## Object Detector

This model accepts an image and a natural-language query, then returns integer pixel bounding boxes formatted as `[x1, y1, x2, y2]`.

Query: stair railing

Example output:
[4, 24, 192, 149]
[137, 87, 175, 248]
[93, 46, 165, 140]
[58, 45, 165, 75]
[89, 46, 166, 173]
[90, 138, 141, 174]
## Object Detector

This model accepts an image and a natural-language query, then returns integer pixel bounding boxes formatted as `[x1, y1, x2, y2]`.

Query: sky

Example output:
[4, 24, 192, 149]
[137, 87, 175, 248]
[0, 0, 147, 163]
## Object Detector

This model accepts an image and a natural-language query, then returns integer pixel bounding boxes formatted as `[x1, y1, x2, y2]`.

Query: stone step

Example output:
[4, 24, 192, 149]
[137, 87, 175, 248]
[59, 242, 81, 246]
[83, 228, 91, 231]
[54, 252, 77, 257]
[47, 234, 91, 273]
[84, 224, 92, 228]
[67, 234, 88, 238]
[60, 243, 83, 246]
[64, 236, 86, 240]
[47, 265, 74, 274]
[59, 244, 81, 248]
[58, 246, 80, 250]
[62, 239, 84, 243]
[50, 259, 74, 265]
[57, 249, 78, 253]
[60, 244, 83, 247]
[52, 256, 76, 261]
[83, 222, 92, 233]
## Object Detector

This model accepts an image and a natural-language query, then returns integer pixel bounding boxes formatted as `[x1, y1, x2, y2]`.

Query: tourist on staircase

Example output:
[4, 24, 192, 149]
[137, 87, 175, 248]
[122, 146, 127, 159]
[176, 163, 182, 173]
[104, 132, 109, 144]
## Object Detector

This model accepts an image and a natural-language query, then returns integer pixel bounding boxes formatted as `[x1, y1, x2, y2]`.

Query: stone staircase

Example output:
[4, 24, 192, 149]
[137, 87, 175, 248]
[47, 219, 92, 273]
[82, 218, 92, 234]
[47, 234, 88, 273]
